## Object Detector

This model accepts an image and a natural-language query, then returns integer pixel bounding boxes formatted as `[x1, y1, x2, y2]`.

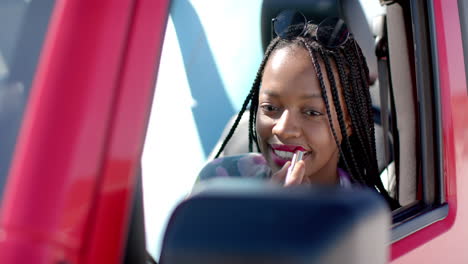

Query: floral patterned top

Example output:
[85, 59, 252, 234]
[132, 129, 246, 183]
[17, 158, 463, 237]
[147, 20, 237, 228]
[197, 153, 353, 188]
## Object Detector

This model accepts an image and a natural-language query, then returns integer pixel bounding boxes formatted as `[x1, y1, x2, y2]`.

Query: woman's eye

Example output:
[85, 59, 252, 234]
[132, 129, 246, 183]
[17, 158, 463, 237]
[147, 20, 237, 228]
[261, 105, 279, 112]
[304, 110, 322, 117]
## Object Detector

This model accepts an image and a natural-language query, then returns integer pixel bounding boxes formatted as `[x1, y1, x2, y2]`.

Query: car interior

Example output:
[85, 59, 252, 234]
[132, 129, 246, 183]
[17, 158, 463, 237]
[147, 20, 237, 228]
[133, 0, 447, 263]
[0, 0, 449, 263]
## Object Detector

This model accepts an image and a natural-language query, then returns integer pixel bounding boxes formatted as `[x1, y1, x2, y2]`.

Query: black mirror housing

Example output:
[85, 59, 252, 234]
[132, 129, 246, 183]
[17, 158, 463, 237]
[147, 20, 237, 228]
[160, 178, 390, 264]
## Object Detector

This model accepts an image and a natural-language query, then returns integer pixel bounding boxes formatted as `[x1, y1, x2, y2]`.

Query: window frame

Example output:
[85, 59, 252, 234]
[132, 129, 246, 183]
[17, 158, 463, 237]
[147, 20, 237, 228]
[389, 0, 448, 242]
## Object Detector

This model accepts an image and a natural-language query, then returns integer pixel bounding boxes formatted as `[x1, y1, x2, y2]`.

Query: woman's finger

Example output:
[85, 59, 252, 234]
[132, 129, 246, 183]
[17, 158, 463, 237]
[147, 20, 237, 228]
[271, 161, 290, 184]
[284, 160, 305, 186]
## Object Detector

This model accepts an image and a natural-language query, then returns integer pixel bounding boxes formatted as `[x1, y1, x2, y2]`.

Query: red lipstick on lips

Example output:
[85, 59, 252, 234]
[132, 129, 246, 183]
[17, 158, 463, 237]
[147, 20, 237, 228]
[269, 144, 307, 167]
[271, 144, 306, 152]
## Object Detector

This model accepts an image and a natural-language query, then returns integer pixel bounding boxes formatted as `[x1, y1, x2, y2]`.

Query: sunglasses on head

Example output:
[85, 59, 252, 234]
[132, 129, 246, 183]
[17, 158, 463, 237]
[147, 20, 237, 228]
[271, 9, 351, 49]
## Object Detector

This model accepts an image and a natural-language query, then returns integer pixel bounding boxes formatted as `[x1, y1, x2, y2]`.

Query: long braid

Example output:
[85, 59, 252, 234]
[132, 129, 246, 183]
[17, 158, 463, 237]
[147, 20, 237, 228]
[320, 49, 365, 184]
[353, 44, 377, 169]
[343, 44, 373, 170]
[249, 75, 260, 152]
[355, 45, 379, 172]
[249, 39, 280, 151]
[331, 51, 366, 182]
[215, 38, 280, 157]
[349, 43, 379, 178]
[347, 45, 377, 187]
[214, 89, 254, 158]
[345, 41, 394, 203]
[303, 41, 352, 182]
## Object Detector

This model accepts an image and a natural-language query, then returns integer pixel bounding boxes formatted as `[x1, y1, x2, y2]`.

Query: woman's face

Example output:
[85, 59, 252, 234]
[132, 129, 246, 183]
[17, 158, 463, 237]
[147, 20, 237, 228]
[256, 45, 350, 185]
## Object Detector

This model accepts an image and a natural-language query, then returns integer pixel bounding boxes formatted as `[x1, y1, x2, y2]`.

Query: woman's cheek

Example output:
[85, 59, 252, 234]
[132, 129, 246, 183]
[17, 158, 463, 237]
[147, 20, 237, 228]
[303, 121, 331, 144]
[303, 123, 335, 172]
[255, 114, 274, 151]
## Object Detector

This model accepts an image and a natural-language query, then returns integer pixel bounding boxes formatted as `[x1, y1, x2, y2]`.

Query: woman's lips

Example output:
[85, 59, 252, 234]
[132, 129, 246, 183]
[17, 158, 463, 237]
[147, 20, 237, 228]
[270, 144, 306, 152]
[269, 144, 310, 167]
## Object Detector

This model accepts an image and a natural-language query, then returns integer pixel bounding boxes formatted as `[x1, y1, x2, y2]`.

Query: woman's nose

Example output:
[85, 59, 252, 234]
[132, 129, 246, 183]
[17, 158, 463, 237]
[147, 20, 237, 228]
[272, 110, 301, 139]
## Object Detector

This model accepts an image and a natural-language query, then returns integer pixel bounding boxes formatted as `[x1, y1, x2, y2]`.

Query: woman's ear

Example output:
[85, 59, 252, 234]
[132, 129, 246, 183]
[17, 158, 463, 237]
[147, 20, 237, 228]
[345, 118, 352, 136]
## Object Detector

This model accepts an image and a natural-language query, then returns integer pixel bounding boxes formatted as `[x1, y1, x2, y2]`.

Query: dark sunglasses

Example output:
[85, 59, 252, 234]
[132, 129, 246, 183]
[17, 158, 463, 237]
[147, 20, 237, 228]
[271, 9, 351, 48]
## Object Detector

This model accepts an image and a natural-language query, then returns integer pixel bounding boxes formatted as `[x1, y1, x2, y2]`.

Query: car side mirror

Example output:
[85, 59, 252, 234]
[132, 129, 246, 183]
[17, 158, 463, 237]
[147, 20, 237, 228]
[160, 178, 390, 264]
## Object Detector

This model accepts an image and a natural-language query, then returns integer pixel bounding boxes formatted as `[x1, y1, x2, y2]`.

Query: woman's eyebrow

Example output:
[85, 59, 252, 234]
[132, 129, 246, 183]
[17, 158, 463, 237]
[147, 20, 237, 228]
[261, 90, 322, 99]
[300, 93, 322, 99]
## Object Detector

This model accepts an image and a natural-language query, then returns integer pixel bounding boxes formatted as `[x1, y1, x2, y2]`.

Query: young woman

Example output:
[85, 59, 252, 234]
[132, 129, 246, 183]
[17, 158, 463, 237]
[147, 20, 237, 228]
[197, 10, 398, 209]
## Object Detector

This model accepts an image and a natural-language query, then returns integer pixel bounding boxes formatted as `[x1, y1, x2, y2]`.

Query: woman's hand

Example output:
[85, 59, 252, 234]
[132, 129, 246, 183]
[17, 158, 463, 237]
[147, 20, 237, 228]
[271, 160, 306, 186]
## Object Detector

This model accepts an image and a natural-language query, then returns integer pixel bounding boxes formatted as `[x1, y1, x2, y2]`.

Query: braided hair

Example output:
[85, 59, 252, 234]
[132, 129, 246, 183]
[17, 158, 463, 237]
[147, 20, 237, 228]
[214, 23, 398, 209]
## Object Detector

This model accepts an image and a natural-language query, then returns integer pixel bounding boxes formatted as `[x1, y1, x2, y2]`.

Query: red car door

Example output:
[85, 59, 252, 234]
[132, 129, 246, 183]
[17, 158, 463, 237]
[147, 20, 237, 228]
[0, 0, 169, 263]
